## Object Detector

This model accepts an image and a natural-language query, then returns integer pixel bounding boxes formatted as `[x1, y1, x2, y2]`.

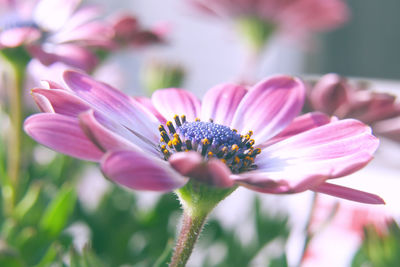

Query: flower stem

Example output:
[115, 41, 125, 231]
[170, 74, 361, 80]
[170, 180, 237, 267]
[169, 210, 208, 267]
[0, 47, 30, 206]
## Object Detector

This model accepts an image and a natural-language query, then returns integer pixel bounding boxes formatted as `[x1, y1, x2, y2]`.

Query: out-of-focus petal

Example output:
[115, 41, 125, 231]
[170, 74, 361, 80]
[313, 183, 385, 204]
[152, 88, 201, 121]
[200, 83, 247, 125]
[309, 73, 349, 115]
[169, 151, 233, 187]
[24, 113, 103, 161]
[261, 112, 332, 147]
[101, 150, 188, 191]
[0, 28, 40, 47]
[231, 75, 305, 144]
[63, 70, 160, 143]
[27, 44, 98, 72]
[50, 21, 114, 46]
[373, 116, 400, 142]
[33, 0, 81, 31]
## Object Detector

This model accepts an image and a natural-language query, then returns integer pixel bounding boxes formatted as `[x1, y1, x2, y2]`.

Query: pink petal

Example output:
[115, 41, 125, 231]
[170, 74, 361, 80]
[231, 75, 305, 144]
[27, 44, 98, 72]
[313, 183, 385, 204]
[134, 96, 166, 124]
[0, 28, 40, 47]
[152, 88, 201, 122]
[32, 88, 90, 116]
[33, 0, 81, 31]
[63, 70, 160, 143]
[232, 170, 329, 194]
[373, 116, 400, 142]
[169, 152, 233, 187]
[257, 119, 379, 178]
[309, 73, 353, 117]
[261, 112, 332, 147]
[78, 110, 157, 155]
[200, 83, 247, 125]
[101, 150, 187, 191]
[24, 113, 103, 161]
[51, 21, 114, 46]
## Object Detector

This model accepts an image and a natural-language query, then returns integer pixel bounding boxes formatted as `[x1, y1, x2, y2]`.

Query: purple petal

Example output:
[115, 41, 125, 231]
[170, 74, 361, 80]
[134, 96, 166, 124]
[257, 119, 379, 178]
[63, 70, 160, 143]
[24, 113, 103, 161]
[152, 88, 201, 122]
[78, 110, 144, 153]
[101, 150, 187, 191]
[169, 152, 233, 187]
[261, 112, 332, 147]
[200, 83, 247, 125]
[32, 88, 90, 116]
[231, 75, 305, 144]
[313, 183, 385, 204]
[232, 170, 328, 194]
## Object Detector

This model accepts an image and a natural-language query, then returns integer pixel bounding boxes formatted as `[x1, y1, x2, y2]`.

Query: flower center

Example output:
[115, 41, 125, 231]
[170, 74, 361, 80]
[158, 115, 260, 173]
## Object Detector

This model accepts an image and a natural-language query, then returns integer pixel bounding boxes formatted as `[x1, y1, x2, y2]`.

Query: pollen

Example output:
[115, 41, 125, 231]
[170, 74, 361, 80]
[158, 115, 260, 173]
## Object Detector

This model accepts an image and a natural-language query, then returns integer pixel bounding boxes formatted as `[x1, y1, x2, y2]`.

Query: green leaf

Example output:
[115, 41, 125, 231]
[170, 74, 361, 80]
[39, 184, 77, 239]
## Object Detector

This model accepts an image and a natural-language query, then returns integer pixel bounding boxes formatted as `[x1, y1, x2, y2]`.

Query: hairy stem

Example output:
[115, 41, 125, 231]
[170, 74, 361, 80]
[169, 210, 208, 267]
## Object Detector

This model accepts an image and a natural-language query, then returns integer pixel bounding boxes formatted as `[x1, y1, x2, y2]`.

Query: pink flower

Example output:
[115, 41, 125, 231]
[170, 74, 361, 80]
[24, 71, 383, 204]
[307, 73, 400, 142]
[188, 0, 349, 40]
[110, 13, 166, 48]
[302, 196, 391, 266]
[0, 0, 113, 71]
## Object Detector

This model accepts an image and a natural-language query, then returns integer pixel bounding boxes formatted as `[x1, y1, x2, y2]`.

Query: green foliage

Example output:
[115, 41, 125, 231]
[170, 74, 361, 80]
[352, 220, 400, 267]
[75, 186, 180, 267]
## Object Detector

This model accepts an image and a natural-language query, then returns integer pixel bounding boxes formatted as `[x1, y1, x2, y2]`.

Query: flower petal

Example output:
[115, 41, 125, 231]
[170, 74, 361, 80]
[309, 73, 349, 116]
[231, 75, 305, 144]
[63, 70, 160, 144]
[256, 119, 378, 178]
[152, 88, 201, 121]
[24, 113, 103, 161]
[260, 112, 332, 147]
[0, 28, 40, 47]
[232, 170, 328, 194]
[313, 183, 385, 204]
[134, 96, 166, 124]
[78, 110, 145, 153]
[101, 150, 187, 191]
[32, 88, 90, 116]
[200, 83, 247, 125]
[27, 44, 98, 72]
[33, 0, 81, 31]
[169, 152, 233, 187]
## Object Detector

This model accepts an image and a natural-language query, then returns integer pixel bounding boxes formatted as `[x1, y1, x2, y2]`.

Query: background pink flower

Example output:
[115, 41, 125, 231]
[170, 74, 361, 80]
[307, 73, 400, 143]
[0, 0, 114, 71]
[188, 0, 349, 40]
